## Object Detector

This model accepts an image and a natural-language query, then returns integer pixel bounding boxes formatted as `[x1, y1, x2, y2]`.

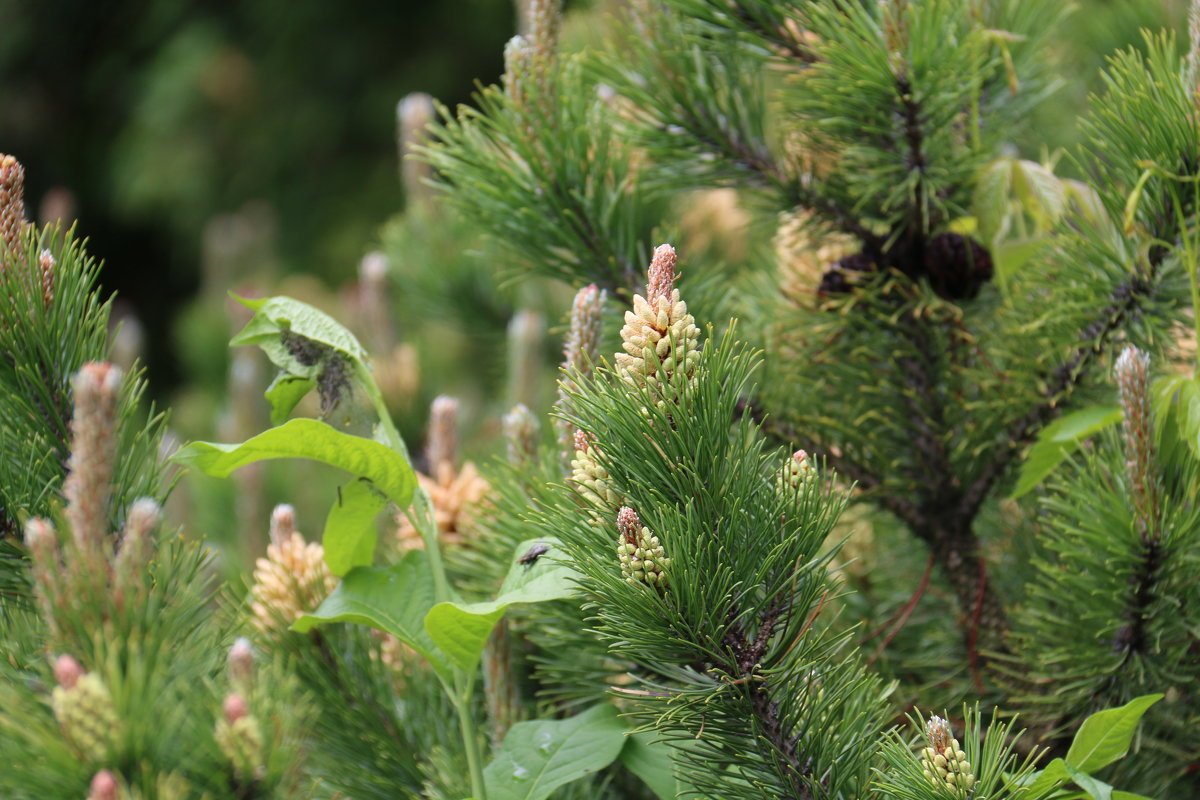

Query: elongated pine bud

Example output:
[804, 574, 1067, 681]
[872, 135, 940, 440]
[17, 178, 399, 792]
[115, 498, 160, 581]
[229, 637, 255, 686]
[397, 92, 436, 211]
[25, 518, 61, 623]
[427, 395, 460, 474]
[39, 248, 55, 307]
[64, 363, 123, 559]
[0, 153, 27, 261]
[1114, 346, 1158, 541]
[557, 284, 606, 466]
[503, 403, 540, 467]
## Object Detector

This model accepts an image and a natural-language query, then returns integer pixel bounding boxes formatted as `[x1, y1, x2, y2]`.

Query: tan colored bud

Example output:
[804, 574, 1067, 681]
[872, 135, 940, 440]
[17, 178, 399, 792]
[503, 403, 540, 467]
[64, 362, 123, 556]
[39, 248, 55, 306]
[427, 395, 460, 474]
[269, 504, 296, 546]
[228, 637, 254, 684]
[0, 153, 27, 260]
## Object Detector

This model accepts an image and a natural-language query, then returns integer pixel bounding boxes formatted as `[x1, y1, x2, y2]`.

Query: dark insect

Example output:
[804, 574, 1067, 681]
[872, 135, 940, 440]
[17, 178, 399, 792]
[518, 543, 551, 567]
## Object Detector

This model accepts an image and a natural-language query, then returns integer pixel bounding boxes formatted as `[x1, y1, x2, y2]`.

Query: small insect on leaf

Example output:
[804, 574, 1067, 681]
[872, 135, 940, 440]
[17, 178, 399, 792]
[518, 542, 552, 567]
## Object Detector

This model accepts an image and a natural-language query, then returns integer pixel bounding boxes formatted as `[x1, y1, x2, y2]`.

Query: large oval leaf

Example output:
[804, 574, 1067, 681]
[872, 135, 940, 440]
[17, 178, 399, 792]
[483, 704, 626, 800]
[292, 552, 451, 681]
[172, 418, 415, 509]
[1066, 694, 1162, 773]
[424, 538, 580, 673]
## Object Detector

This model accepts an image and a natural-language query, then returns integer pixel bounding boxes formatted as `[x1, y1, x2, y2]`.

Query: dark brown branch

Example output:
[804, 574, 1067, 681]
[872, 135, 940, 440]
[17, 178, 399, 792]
[956, 275, 1150, 523]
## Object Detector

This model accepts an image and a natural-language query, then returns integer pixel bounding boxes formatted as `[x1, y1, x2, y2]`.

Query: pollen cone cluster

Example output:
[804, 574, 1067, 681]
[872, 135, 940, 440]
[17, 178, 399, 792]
[570, 430, 622, 512]
[51, 655, 120, 763]
[215, 693, 264, 781]
[778, 449, 816, 493]
[921, 715, 975, 795]
[616, 506, 669, 588]
[395, 460, 490, 551]
[774, 210, 857, 303]
[250, 505, 338, 634]
[616, 244, 700, 404]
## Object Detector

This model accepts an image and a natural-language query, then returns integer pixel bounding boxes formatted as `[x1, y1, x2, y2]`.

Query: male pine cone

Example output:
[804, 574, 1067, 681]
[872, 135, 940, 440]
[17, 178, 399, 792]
[616, 244, 700, 403]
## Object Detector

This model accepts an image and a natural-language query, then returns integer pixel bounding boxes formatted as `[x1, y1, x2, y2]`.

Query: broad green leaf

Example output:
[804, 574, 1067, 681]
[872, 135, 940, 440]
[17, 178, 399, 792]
[483, 704, 626, 800]
[172, 418, 415, 509]
[618, 733, 677, 800]
[1063, 764, 1112, 800]
[1026, 757, 1070, 797]
[974, 157, 1014, 244]
[1112, 792, 1156, 800]
[264, 374, 315, 426]
[323, 478, 386, 575]
[424, 538, 580, 672]
[1066, 694, 1162, 773]
[231, 294, 368, 378]
[292, 552, 450, 681]
[994, 239, 1044, 283]
[1013, 160, 1066, 227]
[1011, 405, 1122, 497]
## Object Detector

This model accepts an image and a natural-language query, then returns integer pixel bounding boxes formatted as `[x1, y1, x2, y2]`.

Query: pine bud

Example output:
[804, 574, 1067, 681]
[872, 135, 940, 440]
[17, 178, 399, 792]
[1114, 346, 1159, 540]
[358, 251, 395, 353]
[39, 248, 55, 307]
[115, 498, 160, 583]
[88, 770, 119, 800]
[64, 362, 123, 557]
[570, 431, 623, 511]
[557, 283, 606, 464]
[508, 310, 545, 410]
[503, 403, 540, 467]
[616, 244, 701, 404]
[397, 92, 436, 210]
[52, 671, 120, 763]
[504, 35, 534, 109]
[0, 153, 27, 261]
[269, 503, 296, 546]
[427, 395, 460, 474]
[228, 637, 255, 685]
[25, 517, 61, 621]
[616, 507, 669, 588]
[778, 449, 816, 493]
[920, 715, 975, 795]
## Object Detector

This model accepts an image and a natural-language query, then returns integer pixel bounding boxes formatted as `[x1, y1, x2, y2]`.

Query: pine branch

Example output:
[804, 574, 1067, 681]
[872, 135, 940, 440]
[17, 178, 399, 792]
[957, 274, 1151, 523]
